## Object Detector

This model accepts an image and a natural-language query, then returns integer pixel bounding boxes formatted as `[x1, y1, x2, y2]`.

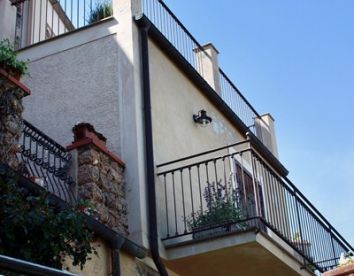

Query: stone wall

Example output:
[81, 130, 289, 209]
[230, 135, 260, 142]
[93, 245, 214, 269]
[68, 123, 128, 235]
[0, 69, 30, 170]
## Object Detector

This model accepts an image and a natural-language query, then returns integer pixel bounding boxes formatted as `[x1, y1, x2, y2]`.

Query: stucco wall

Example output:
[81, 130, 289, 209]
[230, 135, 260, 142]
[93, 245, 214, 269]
[149, 39, 244, 165]
[20, 23, 125, 156]
[64, 237, 111, 275]
[148, 39, 248, 250]
[18, 12, 149, 248]
[0, 0, 17, 42]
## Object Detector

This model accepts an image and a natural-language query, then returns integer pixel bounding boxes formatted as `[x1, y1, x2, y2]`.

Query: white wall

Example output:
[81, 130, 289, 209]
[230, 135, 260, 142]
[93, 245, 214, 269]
[20, 20, 123, 154]
[0, 0, 17, 42]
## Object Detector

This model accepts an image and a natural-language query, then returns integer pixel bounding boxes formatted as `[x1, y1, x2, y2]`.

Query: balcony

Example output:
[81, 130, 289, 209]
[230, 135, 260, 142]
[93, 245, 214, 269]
[156, 139, 353, 274]
[17, 120, 76, 202]
[13, 0, 113, 49]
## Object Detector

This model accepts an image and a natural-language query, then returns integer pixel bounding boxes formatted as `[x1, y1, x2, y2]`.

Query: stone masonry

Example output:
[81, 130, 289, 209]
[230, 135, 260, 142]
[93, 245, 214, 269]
[67, 123, 128, 235]
[0, 69, 30, 170]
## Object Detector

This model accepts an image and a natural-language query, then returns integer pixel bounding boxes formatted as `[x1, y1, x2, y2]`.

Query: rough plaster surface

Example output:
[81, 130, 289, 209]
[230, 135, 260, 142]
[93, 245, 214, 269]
[149, 39, 245, 251]
[149, 39, 243, 165]
[64, 238, 111, 275]
[0, 0, 17, 42]
[22, 35, 123, 155]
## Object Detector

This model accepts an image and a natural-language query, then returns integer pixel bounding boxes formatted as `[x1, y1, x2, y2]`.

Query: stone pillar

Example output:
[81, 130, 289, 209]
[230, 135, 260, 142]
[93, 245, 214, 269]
[255, 113, 279, 158]
[194, 43, 222, 94]
[0, 69, 30, 169]
[67, 123, 128, 235]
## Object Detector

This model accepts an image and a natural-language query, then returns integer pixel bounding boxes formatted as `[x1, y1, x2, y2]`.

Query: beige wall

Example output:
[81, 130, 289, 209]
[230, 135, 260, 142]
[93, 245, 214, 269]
[149, 38, 249, 251]
[149, 39, 244, 165]
[148, 38, 295, 262]
[64, 238, 111, 275]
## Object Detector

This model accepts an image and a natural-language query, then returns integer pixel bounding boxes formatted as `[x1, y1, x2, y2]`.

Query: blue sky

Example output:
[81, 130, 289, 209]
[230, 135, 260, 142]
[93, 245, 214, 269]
[163, 0, 354, 245]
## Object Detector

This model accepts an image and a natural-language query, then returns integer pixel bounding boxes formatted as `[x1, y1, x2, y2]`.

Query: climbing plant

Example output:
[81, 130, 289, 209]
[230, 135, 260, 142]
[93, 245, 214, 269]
[0, 165, 96, 269]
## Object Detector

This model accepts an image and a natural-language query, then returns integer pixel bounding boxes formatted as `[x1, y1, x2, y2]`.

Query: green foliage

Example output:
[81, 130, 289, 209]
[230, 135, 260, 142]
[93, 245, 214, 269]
[187, 180, 246, 230]
[0, 39, 28, 76]
[0, 166, 96, 270]
[87, 1, 113, 24]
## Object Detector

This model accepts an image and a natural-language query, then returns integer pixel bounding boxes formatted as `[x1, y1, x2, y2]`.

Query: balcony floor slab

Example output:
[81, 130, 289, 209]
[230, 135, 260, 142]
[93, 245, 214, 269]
[163, 230, 313, 276]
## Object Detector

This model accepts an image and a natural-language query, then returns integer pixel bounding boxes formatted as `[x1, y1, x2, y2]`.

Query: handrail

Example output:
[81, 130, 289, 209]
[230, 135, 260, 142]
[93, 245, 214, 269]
[0, 254, 78, 276]
[156, 144, 353, 272]
[219, 69, 265, 122]
[23, 120, 71, 161]
[142, 0, 270, 145]
[19, 120, 76, 203]
[157, 140, 250, 168]
[15, 0, 113, 49]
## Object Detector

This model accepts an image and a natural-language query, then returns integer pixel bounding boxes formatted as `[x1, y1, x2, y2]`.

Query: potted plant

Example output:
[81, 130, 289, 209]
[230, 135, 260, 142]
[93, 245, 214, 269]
[87, 1, 113, 24]
[323, 252, 354, 276]
[187, 180, 247, 240]
[0, 39, 28, 80]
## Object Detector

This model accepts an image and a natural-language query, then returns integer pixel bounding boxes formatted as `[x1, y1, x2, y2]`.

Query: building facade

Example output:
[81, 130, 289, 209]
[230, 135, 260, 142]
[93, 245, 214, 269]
[0, 0, 352, 275]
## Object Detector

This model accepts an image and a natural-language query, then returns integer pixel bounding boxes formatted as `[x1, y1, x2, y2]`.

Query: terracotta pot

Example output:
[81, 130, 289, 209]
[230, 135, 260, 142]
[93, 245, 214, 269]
[323, 263, 354, 276]
[0, 62, 22, 80]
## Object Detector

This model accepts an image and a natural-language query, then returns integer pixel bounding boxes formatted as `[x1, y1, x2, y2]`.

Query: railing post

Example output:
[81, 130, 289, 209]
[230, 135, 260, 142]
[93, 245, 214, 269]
[294, 190, 307, 266]
[330, 229, 337, 266]
[249, 150, 261, 222]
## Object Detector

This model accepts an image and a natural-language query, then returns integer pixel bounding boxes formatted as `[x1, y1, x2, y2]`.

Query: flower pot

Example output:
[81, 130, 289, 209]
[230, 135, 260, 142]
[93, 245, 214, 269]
[0, 62, 22, 80]
[192, 220, 246, 240]
[323, 263, 354, 276]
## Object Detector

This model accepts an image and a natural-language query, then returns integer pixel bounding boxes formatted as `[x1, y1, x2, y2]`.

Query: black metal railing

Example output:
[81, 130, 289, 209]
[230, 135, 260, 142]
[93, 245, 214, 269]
[0, 254, 78, 276]
[18, 120, 76, 202]
[14, 0, 113, 48]
[156, 141, 353, 272]
[142, 0, 270, 144]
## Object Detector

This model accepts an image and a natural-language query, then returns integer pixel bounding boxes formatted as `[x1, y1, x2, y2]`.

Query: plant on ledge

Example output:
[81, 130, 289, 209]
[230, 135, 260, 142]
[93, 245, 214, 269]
[0, 166, 96, 270]
[0, 39, 28, 78]
[87, 1, 113, 24]
[338, 252, 354, 267]
[187, 179, 247, 234]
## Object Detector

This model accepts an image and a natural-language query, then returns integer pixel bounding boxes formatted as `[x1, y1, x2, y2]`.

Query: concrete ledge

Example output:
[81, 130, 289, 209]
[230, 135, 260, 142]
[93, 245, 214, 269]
[18, 17, 119, 62]
[163, 230, 312, 276]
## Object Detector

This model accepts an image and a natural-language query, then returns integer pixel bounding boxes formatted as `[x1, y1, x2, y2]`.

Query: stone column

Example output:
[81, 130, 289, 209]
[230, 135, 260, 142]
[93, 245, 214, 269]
[67, 123, 128, 235]
[194, 43, 222, 94]
[0, 69, 30, 170]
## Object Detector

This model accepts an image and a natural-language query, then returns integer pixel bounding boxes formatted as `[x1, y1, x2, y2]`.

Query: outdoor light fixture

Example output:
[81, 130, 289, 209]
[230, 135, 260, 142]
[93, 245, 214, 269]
[193, 109, 212, 126]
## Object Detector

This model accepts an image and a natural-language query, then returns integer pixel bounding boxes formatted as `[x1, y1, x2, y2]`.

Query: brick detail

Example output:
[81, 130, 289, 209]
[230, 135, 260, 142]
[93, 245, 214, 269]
[68, 123, 128, 235]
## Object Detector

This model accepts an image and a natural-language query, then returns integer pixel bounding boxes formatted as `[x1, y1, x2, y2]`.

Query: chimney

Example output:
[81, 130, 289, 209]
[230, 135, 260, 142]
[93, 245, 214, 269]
[194, 43, 221, 95]
[255, 113, 279, 158]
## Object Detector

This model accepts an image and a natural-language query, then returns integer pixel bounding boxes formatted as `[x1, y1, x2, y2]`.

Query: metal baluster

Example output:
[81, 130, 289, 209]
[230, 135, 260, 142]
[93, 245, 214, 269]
[164, 174, 169, 238]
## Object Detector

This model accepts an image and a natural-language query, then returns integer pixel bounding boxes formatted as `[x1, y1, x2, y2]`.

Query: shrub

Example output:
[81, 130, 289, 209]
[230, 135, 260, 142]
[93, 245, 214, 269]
[187, 180, 246, 230]
[0, 166, 96, 269]
[87, 1, 113, 24]
[0, 39, 28, 76]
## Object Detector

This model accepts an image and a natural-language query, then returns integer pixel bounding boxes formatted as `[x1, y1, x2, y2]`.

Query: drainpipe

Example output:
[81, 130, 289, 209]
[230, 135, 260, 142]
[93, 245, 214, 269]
[136, 15, 169, 276]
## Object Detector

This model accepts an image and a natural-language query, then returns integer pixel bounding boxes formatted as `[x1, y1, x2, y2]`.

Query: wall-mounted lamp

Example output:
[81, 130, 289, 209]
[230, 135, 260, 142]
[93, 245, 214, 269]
[193, 109, 212, 126]
[9, 0, 26, 6]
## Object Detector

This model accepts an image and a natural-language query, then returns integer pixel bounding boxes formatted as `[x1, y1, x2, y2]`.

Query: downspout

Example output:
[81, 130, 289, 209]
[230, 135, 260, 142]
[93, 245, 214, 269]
[136, 15, 169, 276]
